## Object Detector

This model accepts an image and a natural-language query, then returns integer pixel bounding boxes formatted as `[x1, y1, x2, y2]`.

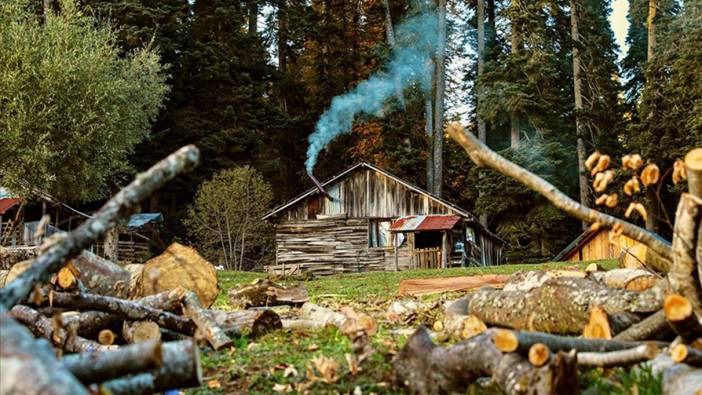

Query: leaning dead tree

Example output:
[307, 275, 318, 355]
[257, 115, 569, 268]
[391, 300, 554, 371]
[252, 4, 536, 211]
[392, 124, 702, 394]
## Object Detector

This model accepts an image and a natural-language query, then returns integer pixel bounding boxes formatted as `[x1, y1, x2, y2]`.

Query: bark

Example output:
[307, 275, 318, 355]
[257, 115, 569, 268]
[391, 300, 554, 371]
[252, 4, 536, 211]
[124, 263, 144, 299]
[182, 291, 233, 350]
[99, 339, 202, 395]
[647, 0, 656, 61]
[393, 327, 579, 395]
[0, 307, 89, 395]
[300, 302, 348, 328]
[72, 251, 131, 298]
[468, 277, 662, 334]
[425, 96, 434, 191]
[10, 305, 114, 353]
[614, 310, 673, 341]
[663, 294, 702, 344]
[202, 309, 282, 338]
[588, 268, 660, 292]
[123, 320, 162, 343]
[577, 344, 658, 367]
[477, 0, 488, 226]
[669, 193, 702, 318]
[648, 354, 702, 395]
[494, 329, 665, 354]
[0, 246, 39, 270]
[381, 0, 395, 47]
[61, 339, 162, 384]
[509, 1, 521, 149]
[103, 227, 119, 263]
[431, 0, 447, 196]
[445, 124, 674, 266]
[0, 145, 200, 308]
[671, 344, 702, 367]
[685, 148, 702, 199]
[228, 278, 308, 309]
[248, 0, 258, 36]
[42, 291, 196, 335]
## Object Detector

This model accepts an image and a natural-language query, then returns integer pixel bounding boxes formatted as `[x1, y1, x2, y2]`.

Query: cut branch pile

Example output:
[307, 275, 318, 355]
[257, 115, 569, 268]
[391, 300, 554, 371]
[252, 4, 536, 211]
[0, 146, 281, 394]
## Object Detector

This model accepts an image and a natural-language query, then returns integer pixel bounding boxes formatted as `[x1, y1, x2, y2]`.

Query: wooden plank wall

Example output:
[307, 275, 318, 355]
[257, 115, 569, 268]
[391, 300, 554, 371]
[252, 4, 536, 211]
[566, 230, 642, 262]
[282, 169, 459, 221]
[275, 217, 386, 276]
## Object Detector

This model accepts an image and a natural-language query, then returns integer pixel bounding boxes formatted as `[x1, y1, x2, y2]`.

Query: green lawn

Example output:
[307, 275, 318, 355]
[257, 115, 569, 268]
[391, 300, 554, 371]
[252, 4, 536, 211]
[193, 259, 663, 395]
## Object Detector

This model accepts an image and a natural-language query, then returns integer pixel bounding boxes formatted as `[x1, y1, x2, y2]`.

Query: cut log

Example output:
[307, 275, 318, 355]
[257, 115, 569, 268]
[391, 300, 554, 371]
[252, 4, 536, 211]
[398, 274, 508, 296]
[43, 291, 196, 335]
[137, 286, 187, 313]
[588, 268, 660, 291]
[0, 145, 200, 309]
[393, 327, 579, 395]
[664, 294, 702, 344]
[647, 354, 702, 395]
[98, 329, 116, 345]
[124, 263, 144, 298]
[0, 246, 39, 270]
[202, 309, 282, 338]
[61, 339, 163, 384]
[9, 305, 114, 353]
[577, 343, 658, 367]
[142, 243, 218, 307]
[57, 265, 77, 290]
[614, 310, 673, 341]
[494, 329, 664, 353]
[300, 302, 348, 328]
[528, 343, 551, 367]
[671, 344, 702, 367]
[583, 306, 612, 339]
[99, 339, 202, 394]
[685, 147, 702, 199]
[669, 193, 702, 319]
[182, 290, 233, 350]
[435, 314, 487, 342]
[71, 251, 131, 298]
[228, 278, 308, 309]
[123, 320, 161, 343]
[0, 307, 88, 395]
[468, 277, 662, 334]
[5, 260, 32, 286]
[502, 269, 585, 292]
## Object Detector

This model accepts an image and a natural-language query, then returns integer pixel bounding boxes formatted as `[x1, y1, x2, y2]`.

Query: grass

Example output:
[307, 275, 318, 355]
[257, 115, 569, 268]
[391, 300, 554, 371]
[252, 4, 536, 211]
[192, 258, 664, 395]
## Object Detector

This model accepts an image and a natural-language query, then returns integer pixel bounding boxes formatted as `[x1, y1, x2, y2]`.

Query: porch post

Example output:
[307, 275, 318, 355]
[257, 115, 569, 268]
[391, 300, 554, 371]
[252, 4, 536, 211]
[441, 231, 449, 268]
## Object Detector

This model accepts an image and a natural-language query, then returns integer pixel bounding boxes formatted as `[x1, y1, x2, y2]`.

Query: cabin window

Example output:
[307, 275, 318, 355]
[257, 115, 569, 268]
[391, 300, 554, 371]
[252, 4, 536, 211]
[369, 219, 391, 247]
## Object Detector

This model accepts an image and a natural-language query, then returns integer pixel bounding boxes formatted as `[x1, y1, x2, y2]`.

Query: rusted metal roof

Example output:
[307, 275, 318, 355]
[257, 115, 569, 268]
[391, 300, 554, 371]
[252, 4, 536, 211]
[0, 198, 20, 215]
[390, 215, 461, 232]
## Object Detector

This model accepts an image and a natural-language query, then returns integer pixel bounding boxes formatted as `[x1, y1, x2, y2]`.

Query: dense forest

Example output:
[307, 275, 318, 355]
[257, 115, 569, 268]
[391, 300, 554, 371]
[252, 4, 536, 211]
[2, 0, 702, 266]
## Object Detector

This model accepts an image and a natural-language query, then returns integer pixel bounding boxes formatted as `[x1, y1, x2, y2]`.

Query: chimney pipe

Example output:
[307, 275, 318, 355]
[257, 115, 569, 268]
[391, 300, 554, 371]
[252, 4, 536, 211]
[308, 173, 333, 201]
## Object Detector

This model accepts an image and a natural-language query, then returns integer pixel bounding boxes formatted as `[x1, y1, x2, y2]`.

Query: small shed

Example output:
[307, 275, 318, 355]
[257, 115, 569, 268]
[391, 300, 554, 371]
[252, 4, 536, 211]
[263, 162, 507, 275]
[553, 228, 671, 268]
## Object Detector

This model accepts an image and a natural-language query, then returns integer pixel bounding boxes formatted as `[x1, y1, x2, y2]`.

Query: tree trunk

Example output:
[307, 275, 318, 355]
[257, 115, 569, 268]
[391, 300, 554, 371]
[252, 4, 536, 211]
[103, 227, 119, 263]
[73, 251, 131, 298]
[477, 0, 488, 227]
[393, 327, 579, 395]
[467, 277, 663, 334]
[277, 0, 288, 111]
[425, 96, 434, 191]
[0, 309, 89, 395]
[248, 0, 258, 36]
[431, 0, 447, 197]
[669, 194, 702, 318]
[61, 339, 162, 384]
[570, 0, 589, 230]
[509, 0, 521, 149]
[382, 0, 395, 47]
[647, 0, 656, 61]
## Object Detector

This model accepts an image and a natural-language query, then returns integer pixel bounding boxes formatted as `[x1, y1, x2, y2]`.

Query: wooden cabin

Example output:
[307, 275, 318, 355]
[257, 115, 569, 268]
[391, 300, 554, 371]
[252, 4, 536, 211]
[553, 228, 671, 268]
[263, 163, 507, 275]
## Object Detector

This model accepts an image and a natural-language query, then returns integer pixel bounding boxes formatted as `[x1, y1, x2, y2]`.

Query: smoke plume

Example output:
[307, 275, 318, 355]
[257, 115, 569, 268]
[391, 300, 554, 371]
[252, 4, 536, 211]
[305, 12, 439, 174]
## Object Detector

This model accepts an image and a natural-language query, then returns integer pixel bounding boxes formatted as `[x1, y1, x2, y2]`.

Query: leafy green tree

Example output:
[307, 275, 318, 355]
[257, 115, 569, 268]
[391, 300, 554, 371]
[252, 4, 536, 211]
[184, 166, 274, 271]
[0, 0, 167, 203]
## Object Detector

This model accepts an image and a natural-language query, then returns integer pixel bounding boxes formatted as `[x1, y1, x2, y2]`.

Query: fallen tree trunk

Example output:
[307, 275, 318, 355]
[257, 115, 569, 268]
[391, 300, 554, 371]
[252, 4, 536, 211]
[228, 278, 308, 309]
[493, 329, 665, 353]
[588, 268, 660, 292]
[10, 305, 114, 353]
[577, 344, 658, 367]
[122, 320, 161, 343]
[202, 309, 282, 338]
[467, 277, 662, 334]
[71, 251, 131, 298]
[99, 339, 202, 395]
[613, 310, 673, 341]
[61, 339, 163, 384]
[0, 145, 200, 309]
[0, 307, 88, 395]
[393, 327, 579, 395]
[182, 291, 232, 350]
[669, 193, 702, 319]
[446, 122, 673, 269]
[42, 291, 196, 335]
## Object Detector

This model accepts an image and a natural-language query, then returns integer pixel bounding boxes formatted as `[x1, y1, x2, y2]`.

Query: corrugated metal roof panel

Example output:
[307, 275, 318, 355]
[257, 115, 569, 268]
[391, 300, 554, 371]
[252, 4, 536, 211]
[417, 215, 461, 231]
[127, 213, 164, 228]
[0, 198, 20, 215]
[390, 215, 460, 232]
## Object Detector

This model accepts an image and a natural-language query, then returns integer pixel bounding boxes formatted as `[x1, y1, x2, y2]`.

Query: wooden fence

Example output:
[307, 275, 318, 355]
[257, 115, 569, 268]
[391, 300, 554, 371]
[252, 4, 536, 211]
[414, 247, 442, 269]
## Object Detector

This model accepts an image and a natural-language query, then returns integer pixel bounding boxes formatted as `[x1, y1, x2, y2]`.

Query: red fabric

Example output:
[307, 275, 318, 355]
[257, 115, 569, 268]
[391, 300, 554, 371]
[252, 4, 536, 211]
[0, 198, 20, 215]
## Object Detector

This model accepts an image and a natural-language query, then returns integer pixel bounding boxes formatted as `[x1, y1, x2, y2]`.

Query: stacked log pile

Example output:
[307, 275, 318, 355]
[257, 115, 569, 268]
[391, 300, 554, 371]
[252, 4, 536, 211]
[0, 146, 284, 395]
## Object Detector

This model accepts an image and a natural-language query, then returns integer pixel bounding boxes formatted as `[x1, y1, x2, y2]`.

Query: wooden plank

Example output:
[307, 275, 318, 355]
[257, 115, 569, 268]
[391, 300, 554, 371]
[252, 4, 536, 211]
[398, 275, 509, 296]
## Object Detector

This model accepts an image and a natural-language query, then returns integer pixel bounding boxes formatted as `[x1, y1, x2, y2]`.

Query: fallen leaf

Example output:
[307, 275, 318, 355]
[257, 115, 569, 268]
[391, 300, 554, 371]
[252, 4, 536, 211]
[346, 353, 360, 375]
[272, 383, 293, 393]
[307, 343, 319, 351]
[308, 355, 339, 383]
[284, 365, 298, 378]
[207, 379, 221, 389]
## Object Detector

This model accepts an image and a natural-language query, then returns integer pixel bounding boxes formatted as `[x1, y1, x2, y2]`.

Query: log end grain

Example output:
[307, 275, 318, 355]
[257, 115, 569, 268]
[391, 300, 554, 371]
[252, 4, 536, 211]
[665, 294, 693, 322]
[528, 343, 550, 367]
[494, 329, 518, 353]
[98, 329, 116, 346]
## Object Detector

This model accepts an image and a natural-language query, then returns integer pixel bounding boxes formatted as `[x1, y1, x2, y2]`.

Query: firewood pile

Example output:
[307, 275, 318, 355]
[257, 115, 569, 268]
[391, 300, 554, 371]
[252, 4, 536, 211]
[0, 146, 280, 395]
